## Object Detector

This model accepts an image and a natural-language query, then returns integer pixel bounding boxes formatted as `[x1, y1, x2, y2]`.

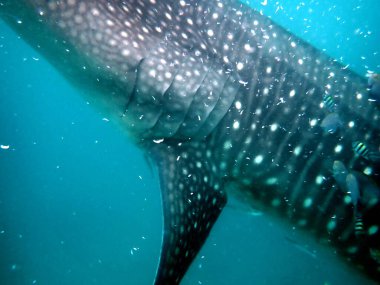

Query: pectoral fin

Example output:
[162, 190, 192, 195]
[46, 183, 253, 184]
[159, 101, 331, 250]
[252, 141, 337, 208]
[151, 144, 226, 284]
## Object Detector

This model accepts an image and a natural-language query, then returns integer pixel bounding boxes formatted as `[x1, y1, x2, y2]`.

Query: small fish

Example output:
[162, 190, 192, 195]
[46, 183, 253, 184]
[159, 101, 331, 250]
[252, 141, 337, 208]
[332, 160, 348, 187]
[333, 162, 364, 238]
[352, 141, 380, 162]
[347, 172, 364, 238]
[354, 214, 365, 238]
[352, 170, 380, 208]
[323, 95, 336, 112]
[333, 161, 361, 206]
[320, 113, 342, 134]
[346, 173, 360, 207]
[353, 141, 370, 158]
[367, 73, 380, 101]
[370, 248, 380, 264]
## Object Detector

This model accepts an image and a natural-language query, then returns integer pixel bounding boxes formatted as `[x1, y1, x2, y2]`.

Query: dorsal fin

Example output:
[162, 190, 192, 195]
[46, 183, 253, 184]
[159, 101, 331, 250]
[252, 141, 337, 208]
[150, 142, 226, 284]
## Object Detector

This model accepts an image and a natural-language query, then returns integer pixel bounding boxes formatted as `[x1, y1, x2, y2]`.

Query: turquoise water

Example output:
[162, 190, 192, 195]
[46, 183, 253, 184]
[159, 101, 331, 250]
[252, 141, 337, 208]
[0, 1, 379, 285]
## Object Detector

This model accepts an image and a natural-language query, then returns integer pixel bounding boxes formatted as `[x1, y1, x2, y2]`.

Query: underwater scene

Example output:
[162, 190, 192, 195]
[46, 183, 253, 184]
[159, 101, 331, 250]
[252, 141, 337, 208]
[0, 0, 379, 284]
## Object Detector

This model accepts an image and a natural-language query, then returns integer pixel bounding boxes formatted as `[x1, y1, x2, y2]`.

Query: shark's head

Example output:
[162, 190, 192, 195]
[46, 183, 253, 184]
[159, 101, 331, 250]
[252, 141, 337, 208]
[1, 0, 240, 142]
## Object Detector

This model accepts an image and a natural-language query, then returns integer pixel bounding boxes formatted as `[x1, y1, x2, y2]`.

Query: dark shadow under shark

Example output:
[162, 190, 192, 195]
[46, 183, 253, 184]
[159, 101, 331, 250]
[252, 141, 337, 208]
[1, 0, 380, 284]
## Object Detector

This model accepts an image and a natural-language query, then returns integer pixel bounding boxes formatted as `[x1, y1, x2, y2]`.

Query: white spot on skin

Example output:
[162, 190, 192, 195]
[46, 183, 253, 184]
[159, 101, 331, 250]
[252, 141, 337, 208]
[368, 225, 379, 235]
[92, 8, 100, 16]
[233, 121, 240, 129]
[223, 141, 232, 150]
[109, 39, 117, 46]
[293, 146, 302, 156]
[236, 62, 244, 70]
[363, 167, 373, 175]
[254, 155, 264, 164]
[289, 90, 296, 97]
[334, 145, 343, 153]
[303, 197, 313, 208]
[165, 12, 172, 20]
[235, 101, 242, 110]
[344, 195, 352, 204]
[244, 44, 254, 52]
[106, 19, 114, 27]
[122, 49, 130, 56]
[315, 175, 324, 185]
[327, 220, 336, 231]
[348, 121, 355, 128]
[175, 74, 184, 81]
[207, 29, 214, 37]
[270, 124, 278, 132]
[266, 177, 278, 185]
[309, 119, 317, 127]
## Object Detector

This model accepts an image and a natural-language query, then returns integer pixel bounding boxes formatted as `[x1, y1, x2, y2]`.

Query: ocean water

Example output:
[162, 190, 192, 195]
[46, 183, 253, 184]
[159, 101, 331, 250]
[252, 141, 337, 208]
[0, 1, 379, 285]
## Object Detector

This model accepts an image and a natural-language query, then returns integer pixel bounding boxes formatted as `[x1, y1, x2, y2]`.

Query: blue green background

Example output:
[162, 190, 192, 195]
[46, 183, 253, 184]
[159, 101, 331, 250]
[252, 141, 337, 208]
[0, 0, 379, 284]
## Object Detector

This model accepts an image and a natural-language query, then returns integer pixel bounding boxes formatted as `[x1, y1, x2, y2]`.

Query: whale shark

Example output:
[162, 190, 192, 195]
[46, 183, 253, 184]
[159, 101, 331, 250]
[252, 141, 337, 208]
[1, 0, 380, 284]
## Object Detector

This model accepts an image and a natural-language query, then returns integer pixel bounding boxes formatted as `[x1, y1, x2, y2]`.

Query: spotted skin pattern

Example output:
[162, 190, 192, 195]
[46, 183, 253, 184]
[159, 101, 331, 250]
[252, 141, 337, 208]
[1, 0, 380, 284]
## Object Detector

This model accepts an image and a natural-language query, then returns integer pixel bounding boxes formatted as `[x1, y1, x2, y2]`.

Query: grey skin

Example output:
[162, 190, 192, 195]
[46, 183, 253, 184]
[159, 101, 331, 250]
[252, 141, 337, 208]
[368, 74, 380, 100]
[1, 0, 380, 284]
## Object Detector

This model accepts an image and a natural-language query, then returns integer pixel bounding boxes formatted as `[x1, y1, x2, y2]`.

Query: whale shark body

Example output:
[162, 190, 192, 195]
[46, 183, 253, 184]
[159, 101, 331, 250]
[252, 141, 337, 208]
[1, 0, 380, 284]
